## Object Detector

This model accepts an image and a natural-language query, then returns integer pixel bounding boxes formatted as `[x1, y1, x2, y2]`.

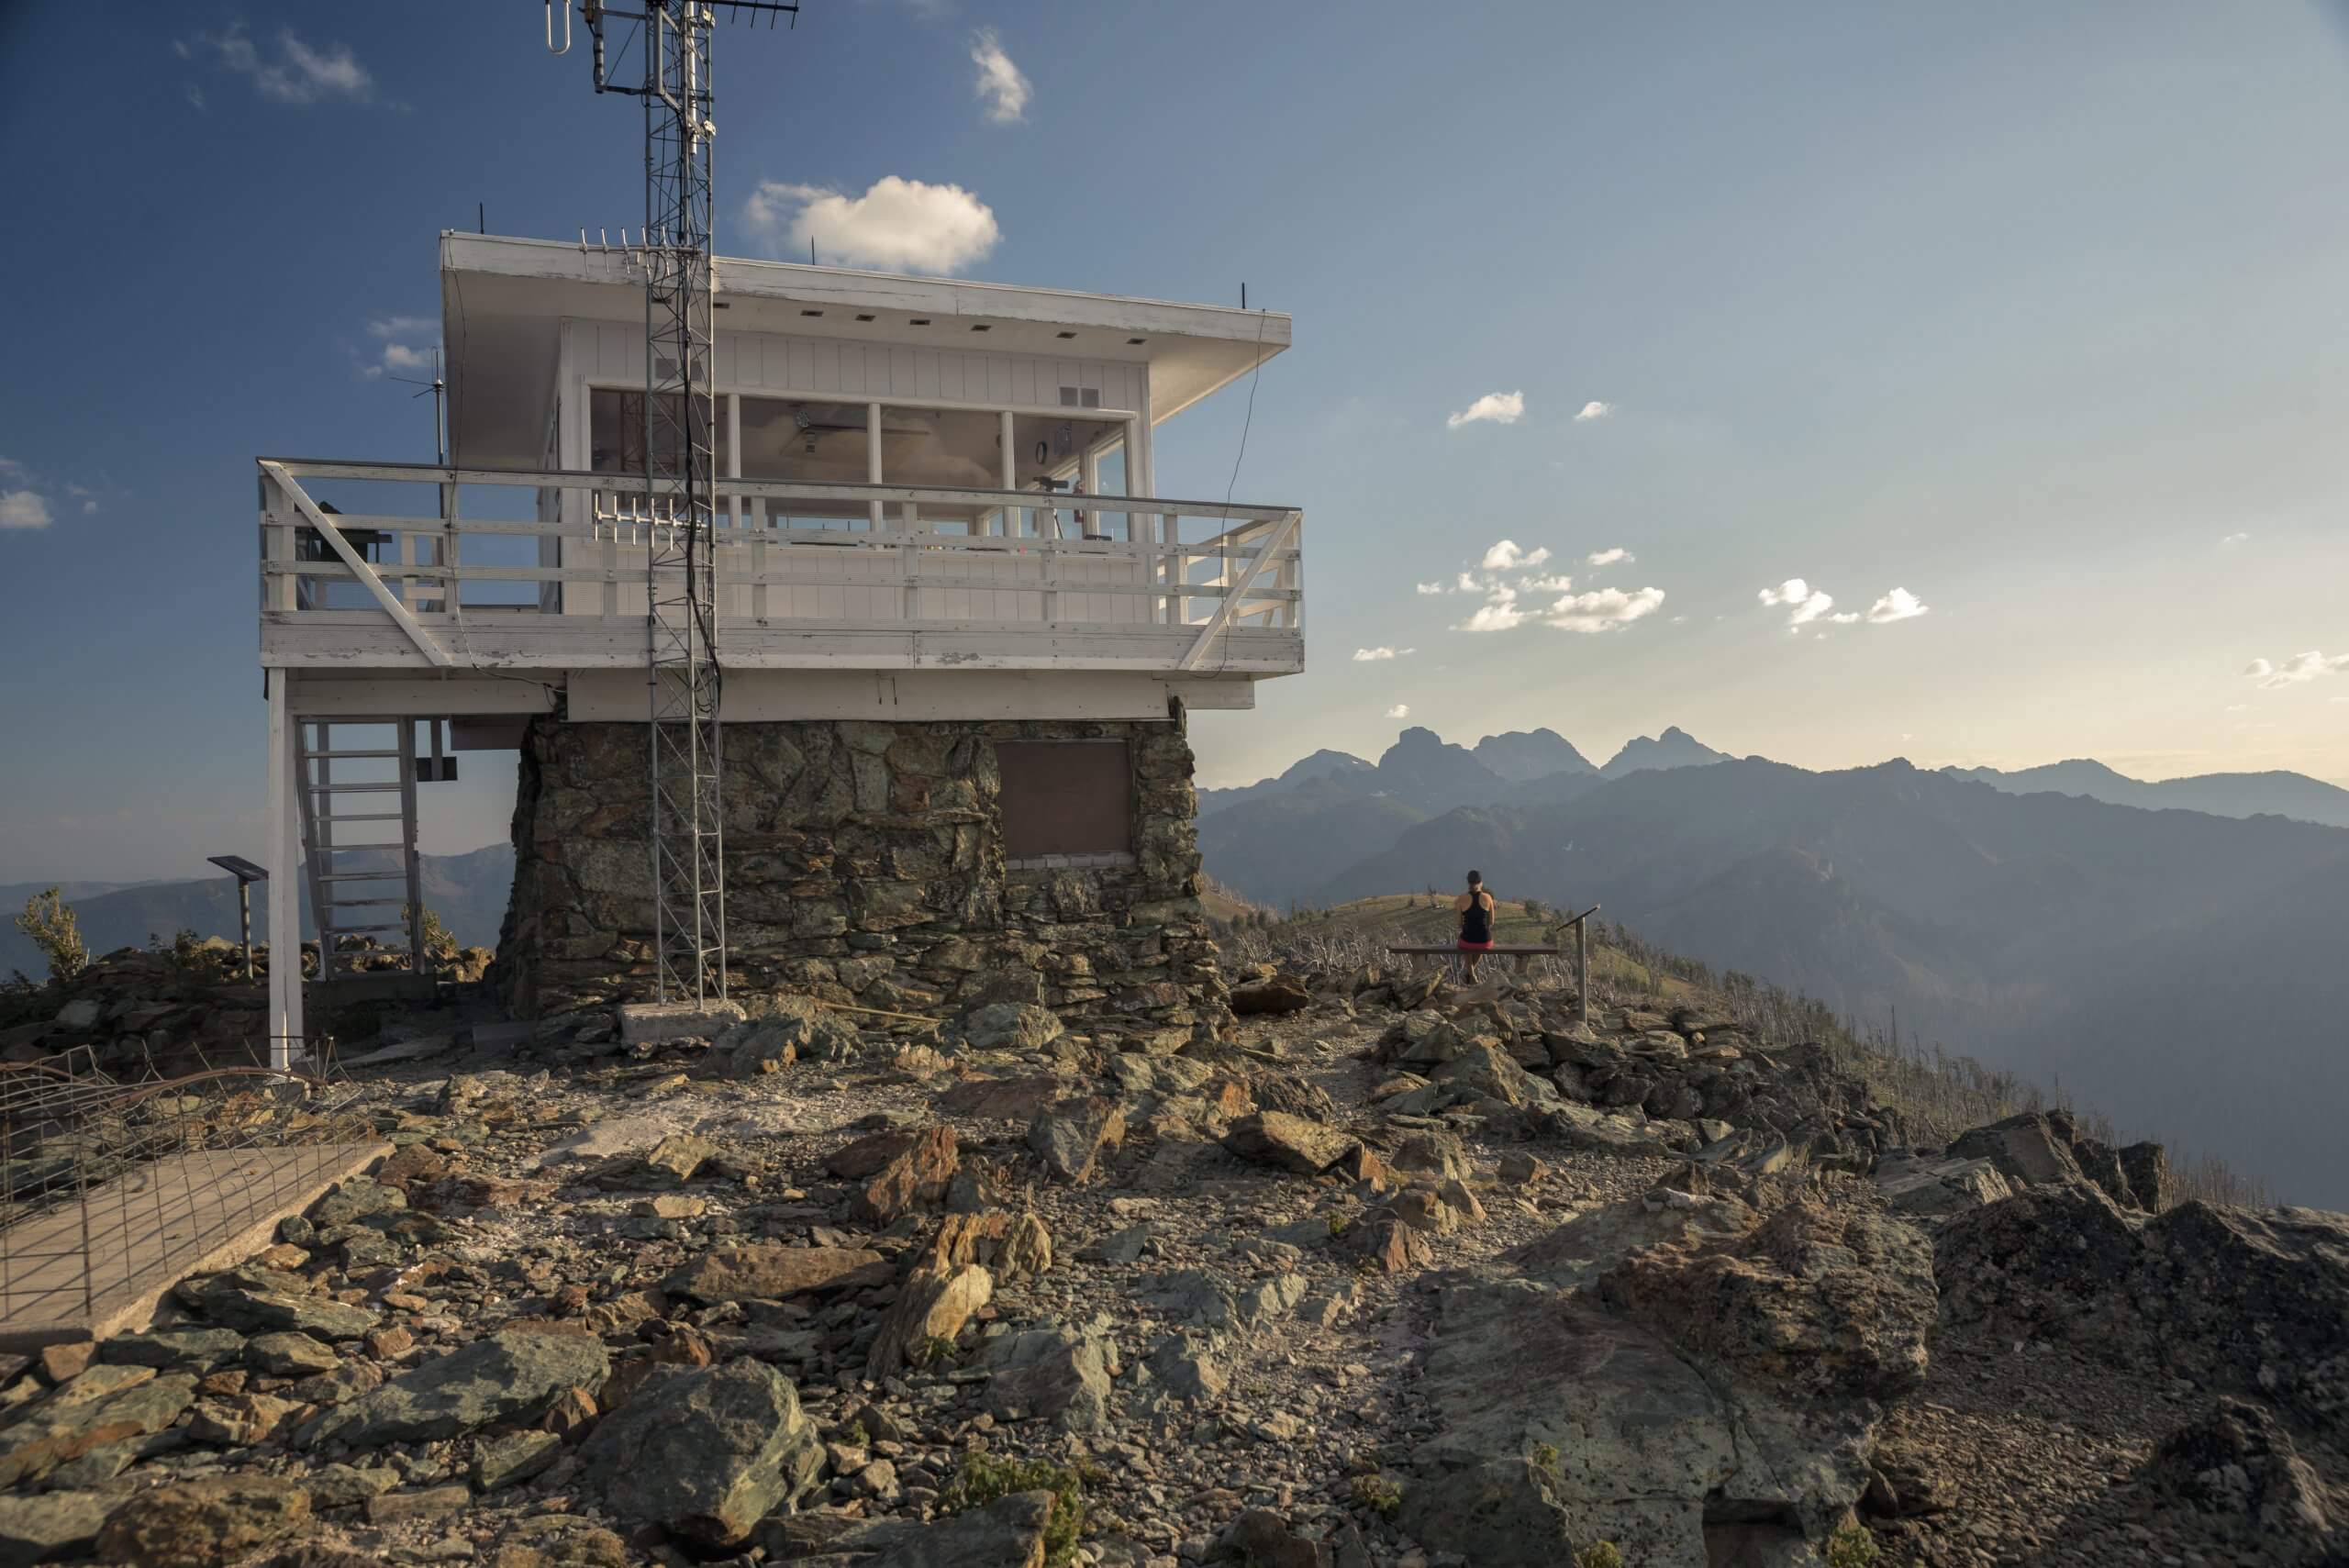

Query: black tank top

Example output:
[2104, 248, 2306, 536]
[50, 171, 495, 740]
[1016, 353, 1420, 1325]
[1461, 893, 1493, 943]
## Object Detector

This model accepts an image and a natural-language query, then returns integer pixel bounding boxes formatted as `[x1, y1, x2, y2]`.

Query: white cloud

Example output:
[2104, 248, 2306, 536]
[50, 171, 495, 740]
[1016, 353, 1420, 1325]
[1542, 585, 1665, 634]
[1414, 581, 1449, 595]
[1480, 539, 1550, 571]
[0, 491, 53, 530]
[1353, 646, 1414, 662]
[0, 457, 21, 480]
[1458, 584, 1526, 633]
[1574, 400, 1615, 422]
[368, 316, 435, 339]
[1586, 547, 1632, 567]
[381, 343, 433, 373]
[81, 500, 96, 515]
[1519, 573, 1576, 593]
[744, 177, 1001, 274]
[359, 317, 438, 380]
[1454, 571, 1480, 594]
[1386, 705, 1411, 719]
[2221, 531, 2250, 545]
[190, 25, 372, 105]
[1865, 587, 1930, 624]
[969, 28, 1031, 124]
[184, 83, 206, 112]
[2244, 651, 2349, 688]
[1446, 391, 1524, 429]
[1759, 577, 1835, 628]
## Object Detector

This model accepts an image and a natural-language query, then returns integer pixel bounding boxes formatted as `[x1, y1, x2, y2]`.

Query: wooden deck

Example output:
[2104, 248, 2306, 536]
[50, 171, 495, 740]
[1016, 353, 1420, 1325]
[0, 1142, 388, 1352]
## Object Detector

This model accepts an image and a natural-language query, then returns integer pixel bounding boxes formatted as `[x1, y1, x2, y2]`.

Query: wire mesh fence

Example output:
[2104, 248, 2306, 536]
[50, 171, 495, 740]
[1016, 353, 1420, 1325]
[0, 1044, 373, 1340]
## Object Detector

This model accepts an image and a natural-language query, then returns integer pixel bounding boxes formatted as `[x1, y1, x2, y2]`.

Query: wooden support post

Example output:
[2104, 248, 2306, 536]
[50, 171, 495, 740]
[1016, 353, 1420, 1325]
[998, 410, 1017, 537]
[867, 402, 885, 534]
[265, 674, 303, 1069]
[1577, 918, 1590, 1028]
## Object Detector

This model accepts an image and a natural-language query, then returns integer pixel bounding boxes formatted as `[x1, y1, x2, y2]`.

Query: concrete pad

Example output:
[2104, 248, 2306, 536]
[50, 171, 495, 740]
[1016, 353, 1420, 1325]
[616, 1000, 745, 1045]
[0, 1141, 390, 1352]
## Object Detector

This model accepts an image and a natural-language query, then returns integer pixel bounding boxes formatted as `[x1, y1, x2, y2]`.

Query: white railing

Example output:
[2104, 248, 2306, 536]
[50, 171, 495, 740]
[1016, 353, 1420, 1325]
[256, 460, 1302, 673]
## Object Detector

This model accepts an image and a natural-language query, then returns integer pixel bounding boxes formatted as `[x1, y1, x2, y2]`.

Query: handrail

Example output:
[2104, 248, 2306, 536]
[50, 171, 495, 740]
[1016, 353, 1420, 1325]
[254, 456, 1302, 525]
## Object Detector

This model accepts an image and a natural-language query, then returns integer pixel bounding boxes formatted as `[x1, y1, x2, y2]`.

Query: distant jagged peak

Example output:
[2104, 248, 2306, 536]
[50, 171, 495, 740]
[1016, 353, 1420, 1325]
[1472, 727, 1598, 782]
[1598, 726, 1731, 778]
[1275, 749, 1375, 785]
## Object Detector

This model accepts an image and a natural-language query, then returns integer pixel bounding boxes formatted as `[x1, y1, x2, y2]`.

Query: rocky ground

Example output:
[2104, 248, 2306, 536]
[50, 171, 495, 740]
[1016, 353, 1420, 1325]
[0, 958, 2343, 1568]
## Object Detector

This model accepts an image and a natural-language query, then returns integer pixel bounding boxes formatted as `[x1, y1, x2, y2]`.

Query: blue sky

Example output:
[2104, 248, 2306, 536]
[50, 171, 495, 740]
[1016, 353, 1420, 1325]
[5, 2, 2349, 880]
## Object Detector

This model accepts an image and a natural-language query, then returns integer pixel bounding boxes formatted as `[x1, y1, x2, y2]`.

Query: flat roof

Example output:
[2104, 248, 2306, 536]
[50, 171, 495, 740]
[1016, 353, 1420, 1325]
[440, 234, 1290, 467]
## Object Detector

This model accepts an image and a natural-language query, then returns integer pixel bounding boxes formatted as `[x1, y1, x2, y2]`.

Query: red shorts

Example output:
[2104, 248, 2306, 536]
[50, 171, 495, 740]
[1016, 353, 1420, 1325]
[1456, 940, 1495, 952]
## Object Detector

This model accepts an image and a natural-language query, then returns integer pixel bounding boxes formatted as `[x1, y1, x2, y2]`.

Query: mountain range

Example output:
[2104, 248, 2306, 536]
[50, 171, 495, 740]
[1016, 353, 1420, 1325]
[0, 845, 514, 980]
[1198, 728, 2349, 1207]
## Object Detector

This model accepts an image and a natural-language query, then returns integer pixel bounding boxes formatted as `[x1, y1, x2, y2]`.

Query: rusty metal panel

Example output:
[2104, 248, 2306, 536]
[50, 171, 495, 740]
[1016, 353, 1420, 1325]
[996, 740, 1132, 857]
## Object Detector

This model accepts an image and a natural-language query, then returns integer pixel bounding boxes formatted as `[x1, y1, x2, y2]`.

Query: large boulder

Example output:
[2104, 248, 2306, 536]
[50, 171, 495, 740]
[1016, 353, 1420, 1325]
[959, 1003, 1064, 1055]
[1221, 1111, 1358, 1175]
[2133, 1202, 2349, 1431]
[1401, 1278, 1849, 1567]
[580, 1359, 823, 1547]
[305, 1328, 608, 1449]
[981, 1326, 1113, 1432]
[666, 1244, 893, 1302]
[1228, 973, 1311, 1016]
[760, 1489, 1059, 1565]
[716, 997, 862, 1073]
[1933, 1185, 2146, 1348]
[1603, 1194, 1936, 1400]
[0, 1370, 196, 1489]
[1946, 1112, 2088, 1190]
[2138, 1396, 2346, 1564]
[93, 1475, 310, 1568]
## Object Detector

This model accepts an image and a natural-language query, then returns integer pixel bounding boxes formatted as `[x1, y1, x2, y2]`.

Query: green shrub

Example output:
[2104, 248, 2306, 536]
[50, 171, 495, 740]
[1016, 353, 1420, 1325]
[939, 1452, 1083, 1568]
[1350, 1473, 1402, 1518]
[1825, 1524, 1880, 1568]
[17, 889, 86, 981]
[1575, 1544, 1623, 1568]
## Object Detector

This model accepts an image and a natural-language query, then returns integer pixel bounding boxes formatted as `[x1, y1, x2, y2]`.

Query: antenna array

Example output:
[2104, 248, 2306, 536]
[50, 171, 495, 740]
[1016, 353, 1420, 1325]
[551, 0, 800, 1005]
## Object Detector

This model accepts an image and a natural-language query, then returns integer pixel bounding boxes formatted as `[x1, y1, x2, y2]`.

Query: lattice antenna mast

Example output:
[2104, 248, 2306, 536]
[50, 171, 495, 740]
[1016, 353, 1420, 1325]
[551, 0, 798, 1004]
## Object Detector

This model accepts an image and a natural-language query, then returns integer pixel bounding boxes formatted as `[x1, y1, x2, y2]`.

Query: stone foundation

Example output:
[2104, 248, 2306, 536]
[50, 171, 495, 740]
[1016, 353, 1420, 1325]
[491, 714, 1227, 1035]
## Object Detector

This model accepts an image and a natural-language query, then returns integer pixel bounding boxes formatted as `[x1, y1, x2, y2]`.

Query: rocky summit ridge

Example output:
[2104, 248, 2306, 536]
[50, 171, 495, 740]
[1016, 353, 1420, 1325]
[0, 950, 2343, 1568]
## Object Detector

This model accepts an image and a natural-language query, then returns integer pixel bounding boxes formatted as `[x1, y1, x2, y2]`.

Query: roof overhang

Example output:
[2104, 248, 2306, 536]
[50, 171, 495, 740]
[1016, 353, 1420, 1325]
[440, 233, 1289, 469]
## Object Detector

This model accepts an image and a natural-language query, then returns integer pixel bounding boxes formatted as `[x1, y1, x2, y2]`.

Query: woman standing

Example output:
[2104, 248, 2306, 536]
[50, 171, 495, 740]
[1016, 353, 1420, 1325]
[1455, 870, 1497, 979]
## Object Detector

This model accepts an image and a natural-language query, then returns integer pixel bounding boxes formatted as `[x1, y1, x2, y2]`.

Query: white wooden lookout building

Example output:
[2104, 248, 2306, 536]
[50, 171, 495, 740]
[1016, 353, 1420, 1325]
[258, 234, 1303, 1062]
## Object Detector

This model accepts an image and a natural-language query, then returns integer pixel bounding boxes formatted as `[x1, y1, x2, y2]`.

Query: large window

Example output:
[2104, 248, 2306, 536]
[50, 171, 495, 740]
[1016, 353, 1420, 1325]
[588, 389, 729, 477]
[996, 740, 1133, 862]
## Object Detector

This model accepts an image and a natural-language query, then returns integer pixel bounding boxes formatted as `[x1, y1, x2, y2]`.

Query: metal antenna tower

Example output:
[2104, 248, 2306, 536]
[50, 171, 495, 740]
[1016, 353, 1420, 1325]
[550, 0, 799, 1004]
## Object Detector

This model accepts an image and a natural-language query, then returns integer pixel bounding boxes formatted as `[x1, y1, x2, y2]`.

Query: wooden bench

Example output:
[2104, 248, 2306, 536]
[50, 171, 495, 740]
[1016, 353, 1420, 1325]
[1384, 942, 1559, 975]
[1385, 903, 1602, 1024]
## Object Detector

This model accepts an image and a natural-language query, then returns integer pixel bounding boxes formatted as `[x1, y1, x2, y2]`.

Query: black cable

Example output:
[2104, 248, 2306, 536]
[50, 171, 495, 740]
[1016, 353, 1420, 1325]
[1225, 307, 1269, 506]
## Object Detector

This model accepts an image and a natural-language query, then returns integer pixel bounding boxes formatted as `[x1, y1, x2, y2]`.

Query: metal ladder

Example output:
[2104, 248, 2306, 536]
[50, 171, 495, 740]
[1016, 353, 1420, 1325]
[294, 718, 423, 981]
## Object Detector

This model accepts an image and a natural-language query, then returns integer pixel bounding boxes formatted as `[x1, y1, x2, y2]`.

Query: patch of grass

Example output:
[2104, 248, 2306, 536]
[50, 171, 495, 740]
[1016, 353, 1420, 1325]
[1529, 1440, 1560, 1474]
[914, 1334, 958, 1368]
[939, 1452, 1085, 1568]
[1825, 1523, 1880, 1568]
[1350, 1473, 1402, 1518]
[1575, 1544, 1623, 1568]
[1325, 1212, 1353, 1239]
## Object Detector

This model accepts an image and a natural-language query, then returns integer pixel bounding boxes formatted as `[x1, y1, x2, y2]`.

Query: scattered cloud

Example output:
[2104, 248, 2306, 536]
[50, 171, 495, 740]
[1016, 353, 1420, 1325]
[359, 316, 439, 381]
[184, 83, 206, 112]
[1352, 646, 1414, 662]
[1414, 581, 1449, 595]
[1586, 546, 1632, 567]
[1386, 705, 1410, 719]
[1480, 539, 1550, 571]
[744, 176, 1000, 273]
[1574, 400, 1615, 422]
[1454, 571, 1479, 594]
[0, 491, 53, 530]
[1545, 585, 1666, 634]
[1759, 578, 1836, 628]
[0, 458, 21, 481]
[1519, 573, 1575, 593]
[1457, 584, 1526, 633]
[969, 28, 1031, 124]
[2223, 703, 2249, 713]
[1446, 391, 1524, 429]
[1865, 587, 1930, 624]
[1761, 578, 1928, 629]
[183, 25, 372, 106]
[2221, 531, 2250, 546]
[2243, 651, 2349, 688]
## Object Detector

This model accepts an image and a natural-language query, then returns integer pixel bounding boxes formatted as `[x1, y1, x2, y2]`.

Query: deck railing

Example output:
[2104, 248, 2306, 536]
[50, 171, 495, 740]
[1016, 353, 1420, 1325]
[257, 459, 1302, 673]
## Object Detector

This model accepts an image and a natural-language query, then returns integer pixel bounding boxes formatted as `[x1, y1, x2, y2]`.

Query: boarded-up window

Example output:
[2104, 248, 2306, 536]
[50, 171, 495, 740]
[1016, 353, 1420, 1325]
[997, 740, 1132, 859]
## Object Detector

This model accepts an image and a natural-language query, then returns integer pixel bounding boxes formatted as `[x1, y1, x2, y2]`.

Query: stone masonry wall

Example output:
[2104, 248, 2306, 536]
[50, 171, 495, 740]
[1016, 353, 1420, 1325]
[491, 714, 1227, 1035]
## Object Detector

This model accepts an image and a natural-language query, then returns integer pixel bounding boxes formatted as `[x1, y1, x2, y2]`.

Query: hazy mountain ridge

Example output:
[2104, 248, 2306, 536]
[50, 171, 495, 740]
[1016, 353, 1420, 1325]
[1945, 759, 2349, 830]
[1264, 757, 2349, 1206]
[0, 845, 514, 979]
